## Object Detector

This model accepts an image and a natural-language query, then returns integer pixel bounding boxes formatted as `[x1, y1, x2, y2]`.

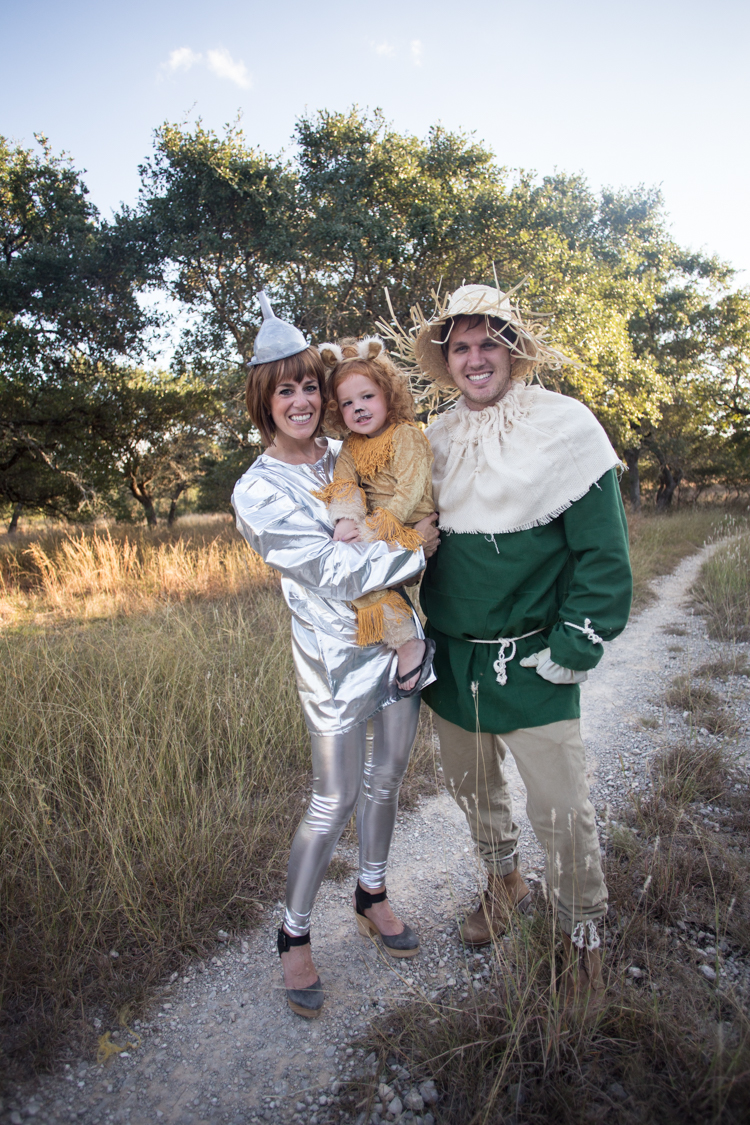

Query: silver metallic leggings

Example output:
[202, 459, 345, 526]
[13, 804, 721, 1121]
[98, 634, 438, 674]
[283, 695, 421, 936]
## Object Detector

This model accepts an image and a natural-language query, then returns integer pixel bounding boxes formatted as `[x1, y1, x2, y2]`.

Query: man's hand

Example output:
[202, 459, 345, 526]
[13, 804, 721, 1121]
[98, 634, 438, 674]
[519, 647, 588, 685]
[413, 512, 440, 558]
[333, 518, 361, 543]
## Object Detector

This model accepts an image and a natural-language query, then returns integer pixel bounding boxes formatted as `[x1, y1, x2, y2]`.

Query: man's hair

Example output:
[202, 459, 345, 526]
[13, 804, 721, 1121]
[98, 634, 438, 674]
[245, 347, 327, 447]
[324, 340, 415, 436]
[440, 314, 519, 359]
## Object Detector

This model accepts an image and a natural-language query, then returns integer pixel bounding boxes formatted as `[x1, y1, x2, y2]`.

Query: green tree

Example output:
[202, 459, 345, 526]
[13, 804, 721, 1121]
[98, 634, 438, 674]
[626, 255, 749, 508]
[102, 370, 221, 527]
[134, 113, 673, 442]
[0, 135, 152, 525]
[131, 110, 750, 510]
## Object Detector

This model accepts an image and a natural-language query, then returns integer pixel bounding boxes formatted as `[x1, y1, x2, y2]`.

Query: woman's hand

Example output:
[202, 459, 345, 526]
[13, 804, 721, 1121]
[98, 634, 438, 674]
[414, 512, 440, 558]
[333, 518, 361, 543]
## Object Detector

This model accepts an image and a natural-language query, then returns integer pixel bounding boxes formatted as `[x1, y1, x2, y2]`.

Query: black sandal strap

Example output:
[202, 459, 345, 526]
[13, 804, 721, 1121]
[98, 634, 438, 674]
[355, 883, 388, 915]
[277, 927, 311, 956]
[395, 662, 424, 686]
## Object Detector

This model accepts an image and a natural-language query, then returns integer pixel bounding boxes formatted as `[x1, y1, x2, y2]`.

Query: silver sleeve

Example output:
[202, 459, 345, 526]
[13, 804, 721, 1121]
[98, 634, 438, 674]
[232, 479, 424, 600]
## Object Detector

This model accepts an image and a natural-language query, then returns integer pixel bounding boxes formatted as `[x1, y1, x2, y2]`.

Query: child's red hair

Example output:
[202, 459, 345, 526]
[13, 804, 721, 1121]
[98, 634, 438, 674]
[321, 338, 415, 437]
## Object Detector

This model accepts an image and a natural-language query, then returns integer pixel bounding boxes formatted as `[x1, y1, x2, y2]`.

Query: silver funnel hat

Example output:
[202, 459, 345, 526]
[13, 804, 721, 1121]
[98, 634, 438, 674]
[249, 291, 309, 365]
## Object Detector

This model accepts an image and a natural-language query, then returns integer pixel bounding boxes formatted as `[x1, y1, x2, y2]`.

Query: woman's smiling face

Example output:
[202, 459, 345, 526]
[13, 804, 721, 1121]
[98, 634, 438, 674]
[336, 372, 389, 437]
[269, 375, 322, 442]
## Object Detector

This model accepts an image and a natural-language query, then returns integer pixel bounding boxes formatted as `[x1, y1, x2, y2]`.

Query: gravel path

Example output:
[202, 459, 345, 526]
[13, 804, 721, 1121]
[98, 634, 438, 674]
[5, 543, 749, 1125]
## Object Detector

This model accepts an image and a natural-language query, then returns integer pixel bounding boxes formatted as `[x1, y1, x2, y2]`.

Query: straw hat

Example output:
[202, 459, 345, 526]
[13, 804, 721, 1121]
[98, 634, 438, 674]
[376, 280, 573, 396]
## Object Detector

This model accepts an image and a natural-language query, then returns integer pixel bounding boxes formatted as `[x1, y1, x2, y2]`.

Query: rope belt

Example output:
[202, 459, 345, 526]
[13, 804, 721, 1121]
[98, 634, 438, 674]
[468, 626, 549, 686]
[469, 618, 602, 687]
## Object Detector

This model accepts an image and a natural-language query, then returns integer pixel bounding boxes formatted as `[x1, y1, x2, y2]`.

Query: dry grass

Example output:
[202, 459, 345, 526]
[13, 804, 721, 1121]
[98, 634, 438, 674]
[664, 676, 739, 736]
[0, 518, 270, 625]
[611, 744, 749, 946]
[0, 509, 735, 625]
[627, 509, 731, 613]
[0, 591, 311, 1078]
[695, 655, 750, 680]
[692, 532, 750, 641]
[0, 520, 437, 1081]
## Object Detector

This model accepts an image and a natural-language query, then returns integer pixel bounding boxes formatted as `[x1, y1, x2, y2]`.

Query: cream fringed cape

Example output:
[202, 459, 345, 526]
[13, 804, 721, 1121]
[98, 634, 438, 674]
[426, 384, 622, 535]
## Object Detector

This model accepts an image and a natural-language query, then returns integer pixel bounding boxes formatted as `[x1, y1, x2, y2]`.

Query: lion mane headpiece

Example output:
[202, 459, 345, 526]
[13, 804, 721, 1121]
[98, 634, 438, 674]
[317, 336, 386, 369]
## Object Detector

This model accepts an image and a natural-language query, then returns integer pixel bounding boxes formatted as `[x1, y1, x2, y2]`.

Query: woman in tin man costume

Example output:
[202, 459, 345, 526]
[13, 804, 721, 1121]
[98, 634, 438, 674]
[232, 294, 439, 1018]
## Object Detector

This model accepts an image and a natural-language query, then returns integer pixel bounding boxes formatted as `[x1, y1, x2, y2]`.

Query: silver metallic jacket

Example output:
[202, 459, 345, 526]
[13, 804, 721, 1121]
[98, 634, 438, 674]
[232, 440, 429, 735]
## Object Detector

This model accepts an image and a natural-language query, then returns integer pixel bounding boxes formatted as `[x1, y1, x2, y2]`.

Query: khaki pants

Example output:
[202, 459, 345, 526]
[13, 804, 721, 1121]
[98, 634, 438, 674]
[434, 714, 607, 934]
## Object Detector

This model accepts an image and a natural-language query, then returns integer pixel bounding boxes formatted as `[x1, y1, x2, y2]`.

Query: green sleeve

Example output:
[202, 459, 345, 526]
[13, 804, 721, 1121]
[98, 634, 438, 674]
[547, 468, 632, 671]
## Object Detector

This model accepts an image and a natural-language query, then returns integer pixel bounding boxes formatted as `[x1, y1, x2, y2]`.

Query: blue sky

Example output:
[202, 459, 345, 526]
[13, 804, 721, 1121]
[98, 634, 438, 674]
[3, 0, 749, 277]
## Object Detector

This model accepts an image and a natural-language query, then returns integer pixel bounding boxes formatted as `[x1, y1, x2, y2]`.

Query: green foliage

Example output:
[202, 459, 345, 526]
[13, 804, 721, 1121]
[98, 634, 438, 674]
[4, 113, 749, 522]
[626, 251, 750, 505]
[135, 109, 749, 492]
[0, 135, 154, 519]
[195, 444, 261, 514]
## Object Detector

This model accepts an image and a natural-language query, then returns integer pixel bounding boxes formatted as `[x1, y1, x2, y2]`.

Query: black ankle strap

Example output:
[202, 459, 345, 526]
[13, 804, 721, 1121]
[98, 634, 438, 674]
[277, 927, 310, 956]
[355, 883, 387, 915]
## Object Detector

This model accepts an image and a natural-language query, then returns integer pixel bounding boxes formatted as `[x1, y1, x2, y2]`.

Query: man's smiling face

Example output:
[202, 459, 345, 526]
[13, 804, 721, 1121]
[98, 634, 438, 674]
[445, 318, 513, 411]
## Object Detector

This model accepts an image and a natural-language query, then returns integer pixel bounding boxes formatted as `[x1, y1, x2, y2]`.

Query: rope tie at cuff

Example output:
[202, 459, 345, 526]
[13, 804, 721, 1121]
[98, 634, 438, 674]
[563, 617, 603, 645]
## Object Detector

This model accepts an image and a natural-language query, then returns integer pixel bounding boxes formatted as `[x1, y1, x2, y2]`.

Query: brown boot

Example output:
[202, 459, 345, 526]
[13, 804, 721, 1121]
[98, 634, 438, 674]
[560, 923, 606, 1012]
[460, 869, 533, 947]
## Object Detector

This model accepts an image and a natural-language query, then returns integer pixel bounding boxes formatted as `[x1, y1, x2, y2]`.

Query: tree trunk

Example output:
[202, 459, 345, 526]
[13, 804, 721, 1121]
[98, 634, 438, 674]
[623, 448, 642, 513]
[656, 464, 682, 511]
[129, 479, 158, 527]
[7, 502, 22, 534]
[167, 482, 187, 527]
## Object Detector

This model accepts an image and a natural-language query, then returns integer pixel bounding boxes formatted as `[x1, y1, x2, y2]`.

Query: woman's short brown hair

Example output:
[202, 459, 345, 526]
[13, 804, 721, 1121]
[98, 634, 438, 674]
[323, 340, 415, 436]
[245, 347, 327, 447]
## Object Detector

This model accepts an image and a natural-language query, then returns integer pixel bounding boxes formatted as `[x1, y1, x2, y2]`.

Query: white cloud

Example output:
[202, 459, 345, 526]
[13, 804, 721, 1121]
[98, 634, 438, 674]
[410, 39, 423, 66]
[164, 46, 202, 73]
[206, 47, 252, 88]
[373, 41, 396, 57]
[159, 46, 252, 88]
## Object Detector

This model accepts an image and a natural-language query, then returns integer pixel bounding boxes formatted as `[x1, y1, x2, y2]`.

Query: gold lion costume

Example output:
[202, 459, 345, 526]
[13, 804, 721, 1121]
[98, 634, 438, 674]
[315, 420, 434, 647]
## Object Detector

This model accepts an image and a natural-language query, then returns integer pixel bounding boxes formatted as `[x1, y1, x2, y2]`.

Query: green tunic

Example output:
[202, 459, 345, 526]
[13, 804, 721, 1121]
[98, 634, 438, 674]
[420, 468, 632, 734]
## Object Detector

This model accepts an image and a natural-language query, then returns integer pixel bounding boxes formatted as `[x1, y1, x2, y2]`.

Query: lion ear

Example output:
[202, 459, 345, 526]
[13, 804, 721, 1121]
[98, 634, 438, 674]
[318, 343, 343, 367]
[359, 336, 384, 360]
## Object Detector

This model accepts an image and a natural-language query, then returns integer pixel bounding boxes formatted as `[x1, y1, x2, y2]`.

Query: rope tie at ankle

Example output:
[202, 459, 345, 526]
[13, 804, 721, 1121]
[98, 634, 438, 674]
[571, 921, 601, 951]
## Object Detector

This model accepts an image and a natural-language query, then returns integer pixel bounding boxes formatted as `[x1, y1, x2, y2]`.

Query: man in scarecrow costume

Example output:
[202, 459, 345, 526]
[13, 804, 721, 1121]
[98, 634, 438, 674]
[379, 283, 632, 1003]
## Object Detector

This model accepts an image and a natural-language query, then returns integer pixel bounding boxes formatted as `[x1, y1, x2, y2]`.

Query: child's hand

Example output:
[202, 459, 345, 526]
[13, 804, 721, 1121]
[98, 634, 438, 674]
[333, 518, 360, 543]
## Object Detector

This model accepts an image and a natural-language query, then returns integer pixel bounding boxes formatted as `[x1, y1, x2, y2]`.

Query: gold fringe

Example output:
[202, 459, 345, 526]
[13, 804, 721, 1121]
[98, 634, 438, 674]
[356, 589, 412, 646]
[311, 479, 365, 506]
[365, 507, 424, 551]
[356, 601, 385, 646]
[347, 425, 407, 480]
